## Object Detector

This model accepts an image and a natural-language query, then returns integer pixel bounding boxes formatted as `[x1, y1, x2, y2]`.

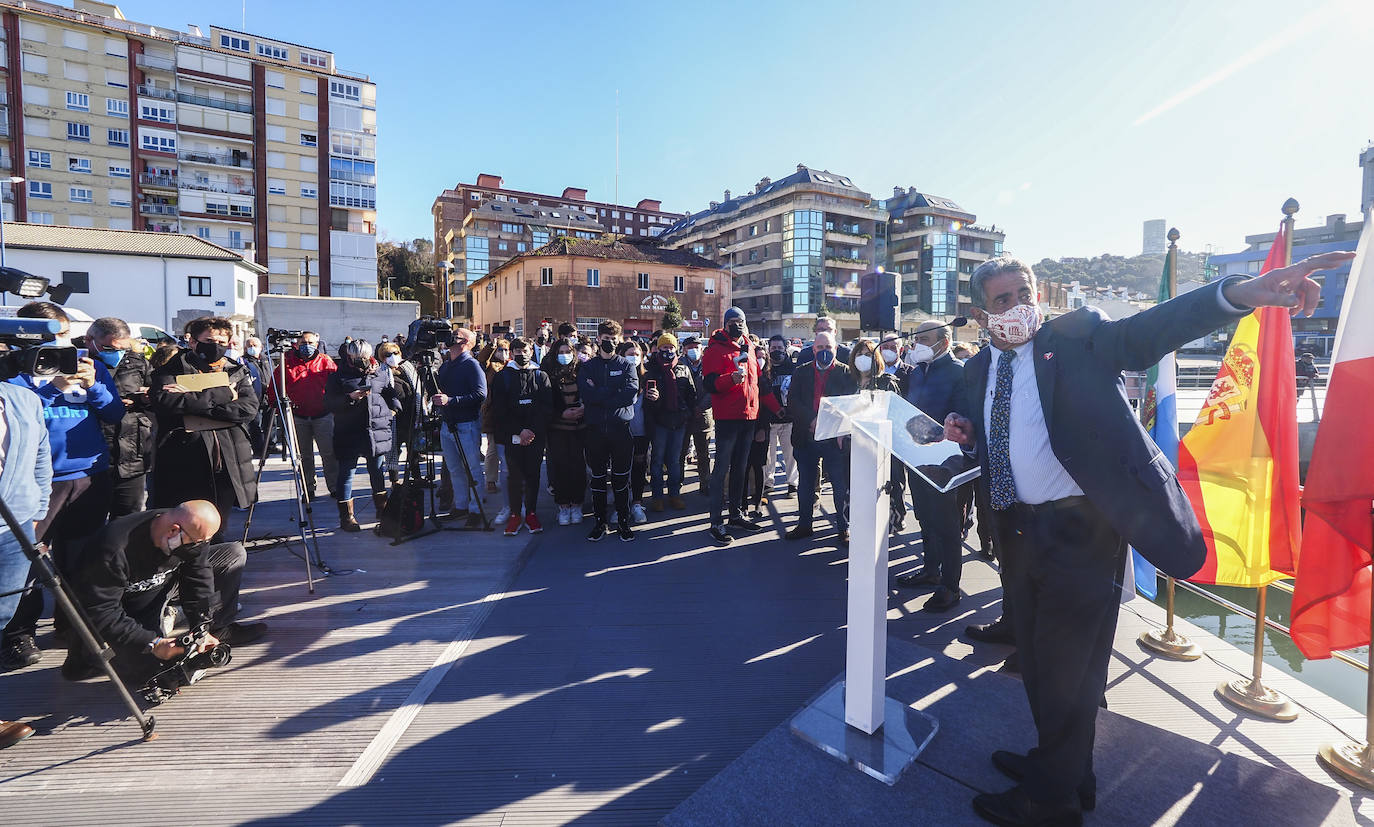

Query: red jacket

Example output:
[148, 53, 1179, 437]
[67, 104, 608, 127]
[701, 329, 781, 422]
[265, 351, 337, 417]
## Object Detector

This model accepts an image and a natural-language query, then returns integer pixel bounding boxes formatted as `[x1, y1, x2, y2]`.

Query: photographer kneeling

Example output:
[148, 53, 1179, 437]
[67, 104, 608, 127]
[63, 500, 266, 686]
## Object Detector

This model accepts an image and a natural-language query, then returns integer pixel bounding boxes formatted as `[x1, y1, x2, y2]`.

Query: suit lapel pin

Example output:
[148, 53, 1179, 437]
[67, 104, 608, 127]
[1043, 352, 1054, 360]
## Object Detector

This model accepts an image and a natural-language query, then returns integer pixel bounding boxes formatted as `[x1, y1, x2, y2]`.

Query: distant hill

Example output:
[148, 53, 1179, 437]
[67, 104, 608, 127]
[1033, 251, 1209, 296]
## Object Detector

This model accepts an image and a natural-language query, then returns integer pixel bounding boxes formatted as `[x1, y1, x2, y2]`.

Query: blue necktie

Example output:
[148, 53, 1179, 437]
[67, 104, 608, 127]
[989, 348, 1017, 510]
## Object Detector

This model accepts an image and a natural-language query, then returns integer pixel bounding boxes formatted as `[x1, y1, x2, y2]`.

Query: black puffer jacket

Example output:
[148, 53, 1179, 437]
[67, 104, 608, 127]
[102, 350, 156, 479]
[324, 360, 400, 456]
[151, 349, 260, 507]
[490, 363, 553, 442]
[643, 358, 699, 430]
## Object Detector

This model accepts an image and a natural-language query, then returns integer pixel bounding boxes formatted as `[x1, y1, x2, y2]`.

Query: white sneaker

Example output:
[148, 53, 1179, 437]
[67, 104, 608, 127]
[557, 505, 571, 526]
[494, 505, 511, 525]
[607, 511, 618, 528]
[573, 506, 585, 524]
[630, 503, 648, 525]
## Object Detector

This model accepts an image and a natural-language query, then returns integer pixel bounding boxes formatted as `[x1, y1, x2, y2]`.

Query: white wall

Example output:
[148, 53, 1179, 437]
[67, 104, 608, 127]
[0, 247, 258, 329]
[330, 230, 378, 298]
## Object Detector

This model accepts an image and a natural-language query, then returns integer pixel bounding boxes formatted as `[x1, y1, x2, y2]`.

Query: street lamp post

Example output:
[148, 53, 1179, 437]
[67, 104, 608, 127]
[437, 261, 454, 319]
[1, 175, 25, 307]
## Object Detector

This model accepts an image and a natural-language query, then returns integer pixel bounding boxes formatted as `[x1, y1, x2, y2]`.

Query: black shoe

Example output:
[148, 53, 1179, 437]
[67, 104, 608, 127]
[979, 546, 996, 560]
[895, 569, 941, 589]
[785, 526, 814, 541]
[708, 524, 734, 546]
[999, 651, 1021, 674]
[587, 521, 608, 542]
[971, 786, 1082, 826]
[727, 516, 763, 534]
[618, 523, 635, 542]
[1, 635, 41, 670]
[966, 617, 1016, 644]
[923, 587, 961, 612]
[212, 621, 268, 646]
[991, 751, 1096, 812]
[787, 484, 796, 497]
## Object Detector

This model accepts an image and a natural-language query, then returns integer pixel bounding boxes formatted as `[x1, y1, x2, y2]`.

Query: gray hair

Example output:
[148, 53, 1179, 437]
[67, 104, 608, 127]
[343, 338, 374, 363]
[88, 316, 131, 339]
[814, 330, 836, 348]
[914, 320, 951, 343]
[970, 256, 1036, 310]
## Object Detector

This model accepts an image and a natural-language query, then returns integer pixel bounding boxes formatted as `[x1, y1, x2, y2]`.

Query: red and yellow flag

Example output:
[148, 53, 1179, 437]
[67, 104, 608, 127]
[1177, 224, 1301, 587]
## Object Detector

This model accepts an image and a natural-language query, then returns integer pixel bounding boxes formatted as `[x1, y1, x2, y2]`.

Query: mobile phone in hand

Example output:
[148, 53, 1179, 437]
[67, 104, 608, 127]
[646, 379, 657, 392]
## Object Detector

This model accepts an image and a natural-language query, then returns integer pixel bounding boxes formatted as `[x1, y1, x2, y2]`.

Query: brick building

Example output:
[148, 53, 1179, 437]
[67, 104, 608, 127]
[467, 236, 726, 341]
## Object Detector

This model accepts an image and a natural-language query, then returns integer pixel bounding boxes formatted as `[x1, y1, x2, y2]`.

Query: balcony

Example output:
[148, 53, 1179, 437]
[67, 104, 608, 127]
[825, 228, 870, 245]
[0, 155, 11, 170]
[144, 222, 180, 233]
[328, 168, 376, 186]
[135, 53, 174, 72]
[178, 149, 252, 169]
[137, 84, 177, 102]
[824, 256, 869, 268]
[180, 180, 255, 196]
[0, 119, 8, 138]
[177, 92, 252, 114]
[139, 203, 179, 216]
[139, 173, 178, 189]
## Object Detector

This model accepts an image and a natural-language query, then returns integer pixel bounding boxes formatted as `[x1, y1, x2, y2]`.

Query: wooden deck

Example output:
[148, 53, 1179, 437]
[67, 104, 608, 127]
[0, 458, 1369, 825]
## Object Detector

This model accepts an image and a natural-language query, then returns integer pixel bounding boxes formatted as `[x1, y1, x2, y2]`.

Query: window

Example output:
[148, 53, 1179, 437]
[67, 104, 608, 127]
[65, 91, 90, 111]
[206, 200, 229, 216]
[19, 21, 46, 42]
[63, 61, 88, 82]
[673, 275, 685, 292]
[66, 122, 90, 142]
[500, 223, 519, 233]
[28, 181, 53, 199]
[21, 53, 47, 74]
[257, 43, 288, 60]
[68, 157, 91, 173]
[23, 84, 49, 106]
[220, 35, 249, 52]
[328, 181, 375, 208]
[532, 229, 549, 246]
[300, 184, 318, 199]
[28, 211, 54, 224]
[139, 103, 174, 123]
[267, 179, 286, 195]
[469, 192, 481, 201]
[265, 97, 285, 116]
[106, 98, 129, 117]
[611, 210, 619, 218]
[265, 124, 286, 142]
[574, 231, 595, 240]
[188, 276, 212, 296]
[266, 151, 285, 168]
[540, 267, 553, 287]
[139, 132, 174, 153]
[105, 37, 124, 57]
[586, 268, 600, 288]
[691, 243, 705, 254]
[27, 150, 51, 169]
[497, 241, 508, 251]
[300, 132, 317, 147]
[105, 68, 127, 88]
[329, 80, 360, 102]
[108, 189, 131, 207]
[267, 231, 287, 247]
[61, 271, 90, 294]
[299, 156, 314, 172]
[299, 77, 316, 95]
[107, 128, 129, 147]
[264, 70, 285, 89]
[704, 278, 716, 295]
[108, 163, 130, 178]
[300, 51, 327, 68]
[637, 272, 650, 290]
[69, 186, 93, 203]
[749, 225, 758, 237]
[298, 103, 316, 121]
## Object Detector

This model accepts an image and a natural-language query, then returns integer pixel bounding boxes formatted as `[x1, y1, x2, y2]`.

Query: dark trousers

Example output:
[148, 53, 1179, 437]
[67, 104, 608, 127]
[959, 477, 996, 553]
[794, 439, 849, 532]
[505, 442, 545, 514]
[745, 426, 769, 509]
[994, 498, 1122, 805]
[585, 423, 633, 523]
[709, 419, 754, 524]
[4, 472, 112, 642]
[650, 425, 686, 498]
[108, 474, 148, 521]
[681, 424, 711, 490]
[909, 473, 965, 591]
[630, 435, 649, 504]
[333, 430, 386, 502]
[547, 429, 587, 506]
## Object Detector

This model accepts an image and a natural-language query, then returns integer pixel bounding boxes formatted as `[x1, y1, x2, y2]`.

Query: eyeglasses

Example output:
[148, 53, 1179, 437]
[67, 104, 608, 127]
[453, 338, 470, 346]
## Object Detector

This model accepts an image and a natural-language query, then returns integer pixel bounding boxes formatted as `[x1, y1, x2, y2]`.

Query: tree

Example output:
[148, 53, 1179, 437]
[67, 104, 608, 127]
[377, 235, 438, 315]
[661, 297, 683, 332]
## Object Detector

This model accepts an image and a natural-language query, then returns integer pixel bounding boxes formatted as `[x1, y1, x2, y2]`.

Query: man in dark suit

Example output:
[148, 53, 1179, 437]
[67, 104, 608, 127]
[785, 332, 858, 544]
[894, 321, 967, 612]
[793, 315, 852, 368]
[945, 252, 1352, 826]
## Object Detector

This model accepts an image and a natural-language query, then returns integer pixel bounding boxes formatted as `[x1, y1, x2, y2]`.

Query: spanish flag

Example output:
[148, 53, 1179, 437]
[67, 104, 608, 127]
[1177, 224, 1301, 587]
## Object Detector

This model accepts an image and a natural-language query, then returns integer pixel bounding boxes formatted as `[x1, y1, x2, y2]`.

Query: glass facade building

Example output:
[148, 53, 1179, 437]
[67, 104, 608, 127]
[782, 209, 824, 314]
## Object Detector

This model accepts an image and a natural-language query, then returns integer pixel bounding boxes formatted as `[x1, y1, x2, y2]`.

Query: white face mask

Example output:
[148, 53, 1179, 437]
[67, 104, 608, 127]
[985, 303, 1042, 347]
[685, 348, 700, 361]
[166, 531, 184, 552]
[245, 346, 261, 358]
[385, 354, 402, 367]
[557, 353, 575, 366]
[906, 343, 935, 365]
[853, 354, 873, 373]
[880, 349, 900, 371]
[624, 354, 641, 367]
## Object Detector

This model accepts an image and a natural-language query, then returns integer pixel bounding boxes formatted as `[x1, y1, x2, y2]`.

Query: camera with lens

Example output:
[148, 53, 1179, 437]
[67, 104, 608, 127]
[0, 317, 77, 381]
[266, 328, 306, 351]
[140, 624, 233, 705]
[405, 317, 454, 365]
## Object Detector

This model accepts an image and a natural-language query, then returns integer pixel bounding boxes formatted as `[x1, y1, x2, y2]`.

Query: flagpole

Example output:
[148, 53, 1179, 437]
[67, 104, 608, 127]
[1216, 199, 1301, 722]
[1139, 227, 1200, 661]
[1317, 510, 1374, 788]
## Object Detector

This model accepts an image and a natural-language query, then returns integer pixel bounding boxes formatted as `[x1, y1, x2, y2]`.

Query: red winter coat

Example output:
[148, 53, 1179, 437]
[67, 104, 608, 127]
[265, 351, 337, 417]
[701, 329, 781, 422]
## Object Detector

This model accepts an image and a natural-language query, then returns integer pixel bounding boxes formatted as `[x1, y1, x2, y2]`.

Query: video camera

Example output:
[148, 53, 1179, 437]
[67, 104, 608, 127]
[140, 624, 233, 706]
[0, 317, 77, 381]
[405, 317, 454, 364]
[266, 327, 306, 344]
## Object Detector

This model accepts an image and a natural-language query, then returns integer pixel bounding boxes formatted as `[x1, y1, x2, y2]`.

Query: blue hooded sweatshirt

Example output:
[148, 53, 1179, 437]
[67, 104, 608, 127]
[7, 359, 124, 482]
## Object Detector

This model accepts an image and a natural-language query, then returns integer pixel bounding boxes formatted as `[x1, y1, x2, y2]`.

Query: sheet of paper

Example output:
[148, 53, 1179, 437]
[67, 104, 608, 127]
[175, 371, 231, 392]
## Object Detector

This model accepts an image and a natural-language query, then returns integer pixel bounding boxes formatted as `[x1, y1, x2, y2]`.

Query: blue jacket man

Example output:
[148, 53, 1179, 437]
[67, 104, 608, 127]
[946, 252, 1353, 826]
[432, 328, 487, 525]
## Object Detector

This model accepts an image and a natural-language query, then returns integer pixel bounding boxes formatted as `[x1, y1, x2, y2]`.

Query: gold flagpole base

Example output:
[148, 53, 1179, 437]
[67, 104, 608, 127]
[1318, 740, 1374, 790]
[1216, 678, 1300, 721]
[1138, 629, 1202, 661]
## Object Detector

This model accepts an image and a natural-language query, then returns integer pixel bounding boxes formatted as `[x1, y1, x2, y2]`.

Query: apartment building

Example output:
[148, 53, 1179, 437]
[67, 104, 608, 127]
[883, 186, 1003, 323]
[658, 165, 885, 340]
[0, 0, 377, 297]
[432, 174, 683, 321]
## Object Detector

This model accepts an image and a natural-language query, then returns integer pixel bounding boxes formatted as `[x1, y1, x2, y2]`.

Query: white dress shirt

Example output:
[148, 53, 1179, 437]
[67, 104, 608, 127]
[983, 340, 1083, 505]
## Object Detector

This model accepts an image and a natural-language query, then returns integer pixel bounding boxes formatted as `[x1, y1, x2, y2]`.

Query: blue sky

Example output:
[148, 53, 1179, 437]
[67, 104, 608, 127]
[117, 0, 1374, 261]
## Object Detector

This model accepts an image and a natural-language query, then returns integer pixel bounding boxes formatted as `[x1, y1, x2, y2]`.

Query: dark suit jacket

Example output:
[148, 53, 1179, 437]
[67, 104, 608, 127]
[900, 351, 965, 424]
[795, 343, 852, 369]
[959, 280, 1247, 578]
[789, 363, 859, 450]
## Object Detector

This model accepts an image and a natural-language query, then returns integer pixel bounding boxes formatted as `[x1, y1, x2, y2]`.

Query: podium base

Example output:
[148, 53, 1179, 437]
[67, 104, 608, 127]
[1318, 740, 1374, 791]
[1216, 678, 1300, 721]
[789, 682, 937, 786]
[1137, 628, 1202, 661]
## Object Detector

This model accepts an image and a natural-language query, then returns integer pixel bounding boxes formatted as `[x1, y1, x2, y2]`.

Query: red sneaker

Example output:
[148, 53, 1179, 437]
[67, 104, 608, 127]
[504, 515, 523, 536]
[525, 513, 543, 534]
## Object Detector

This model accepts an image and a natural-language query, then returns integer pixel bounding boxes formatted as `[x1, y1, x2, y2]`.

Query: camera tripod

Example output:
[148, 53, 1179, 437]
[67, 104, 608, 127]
[240, 345, 326, 593]
[0, 497, 157, 740]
